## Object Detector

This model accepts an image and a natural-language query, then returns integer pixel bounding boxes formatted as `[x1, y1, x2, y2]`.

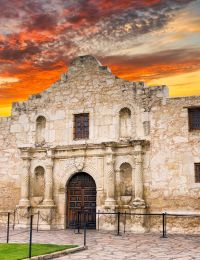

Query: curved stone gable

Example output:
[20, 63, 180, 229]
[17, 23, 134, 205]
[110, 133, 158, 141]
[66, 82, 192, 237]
[0, 55, 200, 233]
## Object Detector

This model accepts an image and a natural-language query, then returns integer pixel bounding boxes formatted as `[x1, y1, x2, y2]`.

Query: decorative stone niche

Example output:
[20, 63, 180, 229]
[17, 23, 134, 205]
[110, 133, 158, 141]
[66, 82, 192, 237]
[119, 108, 131, 139]
[36, 116, 46, 145]
[31, 166, 45, 206]
[119, 162, 133, 207]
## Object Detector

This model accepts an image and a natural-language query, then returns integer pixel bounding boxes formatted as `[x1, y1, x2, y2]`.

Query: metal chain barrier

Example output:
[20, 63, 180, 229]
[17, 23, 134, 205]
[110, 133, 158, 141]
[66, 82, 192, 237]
[0, 209, 200, 259]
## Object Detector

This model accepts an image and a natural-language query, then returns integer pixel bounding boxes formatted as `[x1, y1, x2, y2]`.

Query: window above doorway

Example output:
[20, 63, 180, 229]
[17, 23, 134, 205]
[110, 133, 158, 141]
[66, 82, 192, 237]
[188, 107, 200, 131]
[73, 113, 89, 140]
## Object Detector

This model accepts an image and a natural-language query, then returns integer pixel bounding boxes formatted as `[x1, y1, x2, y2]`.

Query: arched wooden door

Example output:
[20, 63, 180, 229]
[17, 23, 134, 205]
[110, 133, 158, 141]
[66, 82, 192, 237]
[66, 172, 96, 229]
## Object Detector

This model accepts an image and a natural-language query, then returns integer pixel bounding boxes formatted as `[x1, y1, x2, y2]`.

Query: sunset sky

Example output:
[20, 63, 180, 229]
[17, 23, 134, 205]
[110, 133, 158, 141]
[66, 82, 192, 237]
[0, 0, 200, 116]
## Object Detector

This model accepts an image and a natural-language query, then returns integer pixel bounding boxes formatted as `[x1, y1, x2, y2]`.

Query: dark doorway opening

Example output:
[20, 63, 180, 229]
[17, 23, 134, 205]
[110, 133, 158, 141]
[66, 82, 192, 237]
[66, 172, 96, 229]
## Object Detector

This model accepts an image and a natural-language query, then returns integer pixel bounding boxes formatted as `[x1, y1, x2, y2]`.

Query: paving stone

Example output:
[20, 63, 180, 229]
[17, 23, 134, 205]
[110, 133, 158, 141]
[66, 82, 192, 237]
[0, 229, 200, 259]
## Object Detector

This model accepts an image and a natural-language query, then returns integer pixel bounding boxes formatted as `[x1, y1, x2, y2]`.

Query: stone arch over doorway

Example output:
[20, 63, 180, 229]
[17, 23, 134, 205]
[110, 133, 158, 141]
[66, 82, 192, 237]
[66, 172, 96, 229]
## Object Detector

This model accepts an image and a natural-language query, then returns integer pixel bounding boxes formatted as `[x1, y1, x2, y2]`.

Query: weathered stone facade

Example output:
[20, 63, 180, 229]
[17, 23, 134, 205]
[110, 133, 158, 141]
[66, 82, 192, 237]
[0, 55, 200, 232]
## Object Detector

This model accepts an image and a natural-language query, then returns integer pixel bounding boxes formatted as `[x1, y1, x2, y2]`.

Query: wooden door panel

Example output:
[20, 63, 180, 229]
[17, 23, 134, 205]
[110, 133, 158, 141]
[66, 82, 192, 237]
[67, 172, 96, 229]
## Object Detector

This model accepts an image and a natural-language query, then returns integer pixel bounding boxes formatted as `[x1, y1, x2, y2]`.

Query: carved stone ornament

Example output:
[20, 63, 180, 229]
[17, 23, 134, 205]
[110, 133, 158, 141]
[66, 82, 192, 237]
[73, 156, 85, 171]
[107, 155, 115, 166]
[65, 160, 74, 169]
[132, 198, 146, 209]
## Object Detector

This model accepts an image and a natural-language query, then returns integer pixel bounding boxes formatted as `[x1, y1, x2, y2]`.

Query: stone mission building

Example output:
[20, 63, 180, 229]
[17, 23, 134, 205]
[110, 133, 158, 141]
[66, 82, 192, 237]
[0, 55, 200, 232]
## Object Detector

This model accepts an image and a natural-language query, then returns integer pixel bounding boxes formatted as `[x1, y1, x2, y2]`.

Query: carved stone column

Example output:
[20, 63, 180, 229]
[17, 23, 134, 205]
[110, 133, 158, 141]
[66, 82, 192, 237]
[43, 151, 54, 206]
[115, 169, 121, 204]
[104, 145, 116, 208]
[19, 156, 31, 207]
[133, 143, 145, 208]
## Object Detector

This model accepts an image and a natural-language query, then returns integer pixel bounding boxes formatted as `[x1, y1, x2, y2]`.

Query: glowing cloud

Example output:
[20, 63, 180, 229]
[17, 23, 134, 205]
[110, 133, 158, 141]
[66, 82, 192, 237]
[0, 0, 199, 116]
[0, 76, 19, 85]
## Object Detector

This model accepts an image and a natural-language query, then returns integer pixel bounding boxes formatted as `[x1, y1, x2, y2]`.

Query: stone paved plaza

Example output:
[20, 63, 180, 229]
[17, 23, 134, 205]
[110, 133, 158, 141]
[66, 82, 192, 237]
[0, 228, 200, 259]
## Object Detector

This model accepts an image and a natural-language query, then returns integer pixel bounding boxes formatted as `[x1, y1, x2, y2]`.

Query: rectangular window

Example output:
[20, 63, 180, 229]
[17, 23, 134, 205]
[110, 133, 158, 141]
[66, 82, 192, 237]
[194, 163, 200, 183]
[188, 108, 200, 130]
[74, 113, 89, 139]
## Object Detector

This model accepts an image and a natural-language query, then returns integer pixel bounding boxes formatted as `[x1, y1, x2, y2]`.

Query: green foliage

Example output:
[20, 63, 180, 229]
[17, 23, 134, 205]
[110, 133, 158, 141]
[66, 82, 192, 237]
[0, 243, 77, 260]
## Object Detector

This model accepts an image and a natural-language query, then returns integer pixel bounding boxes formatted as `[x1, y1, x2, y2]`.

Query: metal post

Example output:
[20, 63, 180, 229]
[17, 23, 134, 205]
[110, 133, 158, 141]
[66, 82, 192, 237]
[13, 210, 16, 230]
[7, 212, 10, 243]
[75, 211, 82, 234]
[117, 211, 120, 236]
[77, 211, 80, 234]
[161, 212, 167, 238]
[164, 212, 167, 237]
[29, 215, 33, 259]
[80, 211, 82, 230]
[37, 211, 40, 232]
[73, 210, 76, 233]
[98, 210, 100, 231]
[84, 213, 87, 247]
[162, 213, 164, 238]
[124, 211, 126, 234]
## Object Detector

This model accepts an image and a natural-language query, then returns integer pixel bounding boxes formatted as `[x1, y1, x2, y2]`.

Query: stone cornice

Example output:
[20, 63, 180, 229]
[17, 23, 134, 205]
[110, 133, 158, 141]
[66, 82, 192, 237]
[18, 139, 150, 157]
[130, 139, 150, 147]
[19, 147, 32, 159]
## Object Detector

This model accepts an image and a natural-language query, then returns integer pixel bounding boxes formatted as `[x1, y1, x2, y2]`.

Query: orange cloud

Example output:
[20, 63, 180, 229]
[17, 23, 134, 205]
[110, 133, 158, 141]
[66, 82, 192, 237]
[1, 48, 200, 116]
[92, 0, 161, 11]
[0, 0, 199, 116]
[0, 61, 66, 107]
[149, 70, 200, 96]
[105, 48, 200, 80]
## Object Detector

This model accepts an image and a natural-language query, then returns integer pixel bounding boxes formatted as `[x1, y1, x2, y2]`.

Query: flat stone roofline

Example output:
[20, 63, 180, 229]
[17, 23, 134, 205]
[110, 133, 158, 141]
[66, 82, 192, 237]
[67, 55, 112, 74]
[18, 140, 150, 153]
[69, 55, 102, 67]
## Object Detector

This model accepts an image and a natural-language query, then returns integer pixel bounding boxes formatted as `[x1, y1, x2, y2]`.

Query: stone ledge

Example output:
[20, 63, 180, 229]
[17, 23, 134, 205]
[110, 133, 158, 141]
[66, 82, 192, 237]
[24, 245, 87, 260]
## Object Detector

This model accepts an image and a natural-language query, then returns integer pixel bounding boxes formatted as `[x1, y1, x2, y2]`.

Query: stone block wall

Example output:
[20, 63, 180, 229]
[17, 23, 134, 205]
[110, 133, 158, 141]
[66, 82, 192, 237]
[0, 55, 199, 233]
[144, 96, 200, 215]
[0, 117, 21, 210]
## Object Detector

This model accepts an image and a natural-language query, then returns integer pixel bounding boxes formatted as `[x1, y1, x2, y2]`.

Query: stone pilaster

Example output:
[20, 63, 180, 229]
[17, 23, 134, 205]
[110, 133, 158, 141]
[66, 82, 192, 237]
[133, 142, 146, 208]
[143, 121, 150, 136]
[104, 144, 116, 208]
[43, 164, 54, 205]
[43, 150, 54, 206]
[19, 156, 31, 207]
[17, 150, 31, 228]
[115, 169, 121, 204]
